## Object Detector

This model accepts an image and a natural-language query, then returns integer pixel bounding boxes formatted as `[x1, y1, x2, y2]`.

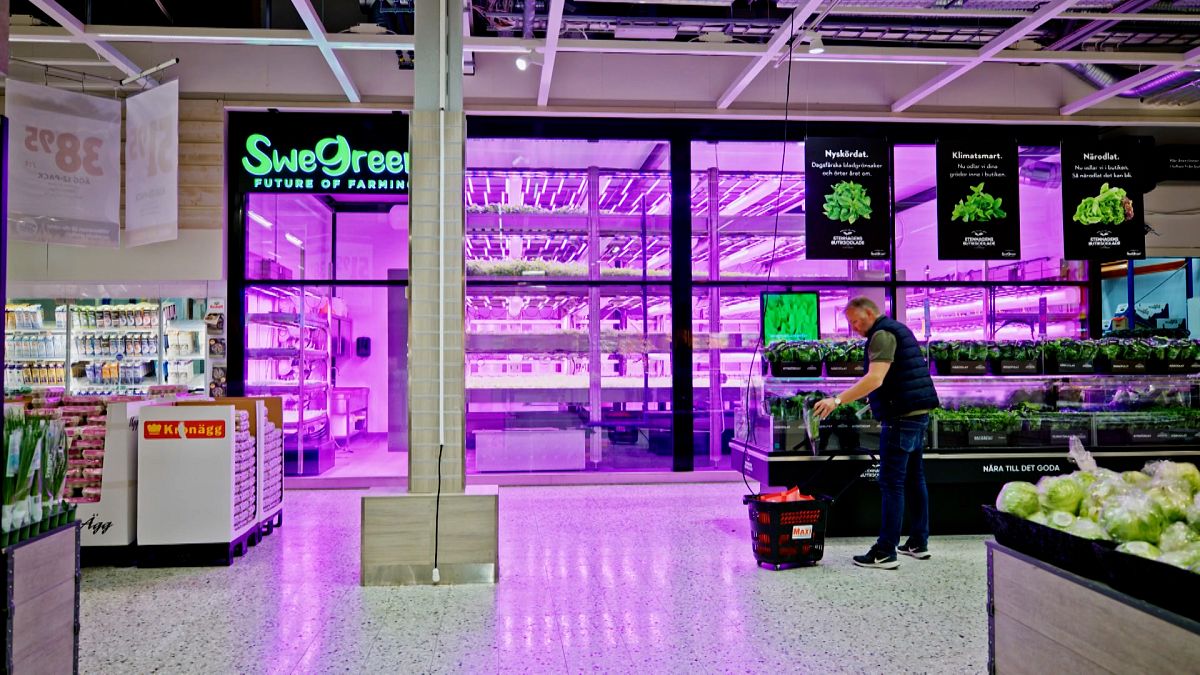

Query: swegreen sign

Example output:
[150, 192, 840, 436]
[228, 112, 409, 194]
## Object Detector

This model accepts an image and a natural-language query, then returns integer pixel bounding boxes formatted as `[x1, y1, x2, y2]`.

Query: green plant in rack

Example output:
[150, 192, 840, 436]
[762, 294, 819, 342]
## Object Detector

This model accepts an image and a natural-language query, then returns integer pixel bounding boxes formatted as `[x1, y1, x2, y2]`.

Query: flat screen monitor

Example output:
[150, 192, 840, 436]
[761, 292, 820, 344]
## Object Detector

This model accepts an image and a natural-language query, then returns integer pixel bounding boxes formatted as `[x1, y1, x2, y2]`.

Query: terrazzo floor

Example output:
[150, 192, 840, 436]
[80, 483, 990, 674]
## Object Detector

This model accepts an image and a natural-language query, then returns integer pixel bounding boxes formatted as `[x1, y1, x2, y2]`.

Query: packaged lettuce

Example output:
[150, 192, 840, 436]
[1037, 474, 1084, 515]
[1048, 511, 1076, 530]
[996, 481, 1040, 518]
[1144, 460, 1200, 495]
[1159, 521, 1200, 552]
[1147, 486, 1191, 523]
[1122, 471, 1152, 487]
[1157, 544, 1200, 569]
[1101, 493, 1166, 544]
[1116, 541, 1161, 559]
[1028, 511, 1049, 526]
[1066, 518, 1110, 541]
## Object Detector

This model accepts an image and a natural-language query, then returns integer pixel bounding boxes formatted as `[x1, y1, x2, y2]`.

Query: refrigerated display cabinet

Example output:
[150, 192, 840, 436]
[243, 286, 334, 475]
[4, 299, 207, 396]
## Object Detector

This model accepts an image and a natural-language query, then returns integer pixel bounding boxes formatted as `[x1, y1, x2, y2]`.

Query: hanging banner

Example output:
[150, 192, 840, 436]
[935, 141, 1020, 260]
[125, 80, 180, 247]
[4, 79, 122, 247]
[227, 111, 409, 194]
[1062, 142, 1145, 260]
[804, 137, 891, 260]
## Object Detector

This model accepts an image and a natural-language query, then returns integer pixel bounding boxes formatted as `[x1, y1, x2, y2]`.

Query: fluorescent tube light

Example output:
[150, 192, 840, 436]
[285, 233, 304, 248]
[249, 212, 274, 229]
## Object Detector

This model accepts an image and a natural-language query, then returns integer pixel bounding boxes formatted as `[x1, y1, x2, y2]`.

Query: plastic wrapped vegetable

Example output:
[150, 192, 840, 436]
[1188, 493, 1200, 530]
[1028, 511, 1049, 526]
[1079, 474, 1134, 521]
[1157, 544, 1200, 569]
[1144, 460, 1200, 496]
[1116, 541, 1161, 559]
[996, 481, 1040, 518]
[1101, 493, 1166, 544]
[1037, 474, 1085, 515]
[1066, 518, 1110, 541]
[1158, 521, 1200, 552]
[1122, 471, 1152, 487]
[1048, 511, 1076, 530]
[1147, 486, 1191, 523]
[1072, 470, 1098, 492]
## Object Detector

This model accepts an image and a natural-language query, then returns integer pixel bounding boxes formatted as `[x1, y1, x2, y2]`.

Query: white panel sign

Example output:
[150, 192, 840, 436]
[124, 80, 180, 247]
[5, 79, 122, 247]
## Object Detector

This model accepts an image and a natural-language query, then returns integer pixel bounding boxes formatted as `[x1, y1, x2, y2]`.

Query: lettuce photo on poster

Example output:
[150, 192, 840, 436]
[1072, 183, 1134, 226]
[951, 183, 1006, 223]
[822, 181, 872, 224]
[763, 293, 819, 342]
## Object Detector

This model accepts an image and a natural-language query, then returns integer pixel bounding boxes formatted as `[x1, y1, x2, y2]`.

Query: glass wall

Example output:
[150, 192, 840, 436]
[1100, 258, 1195, 336]
[242, 193, 408, 478]
[464, 138, 673, 473]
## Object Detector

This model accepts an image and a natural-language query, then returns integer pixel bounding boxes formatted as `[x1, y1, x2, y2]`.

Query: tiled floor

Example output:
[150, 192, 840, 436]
[80, 483, 989, 673]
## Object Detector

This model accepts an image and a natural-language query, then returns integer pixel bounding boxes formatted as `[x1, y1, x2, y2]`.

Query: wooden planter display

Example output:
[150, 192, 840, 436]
[3, 522, 80, 675]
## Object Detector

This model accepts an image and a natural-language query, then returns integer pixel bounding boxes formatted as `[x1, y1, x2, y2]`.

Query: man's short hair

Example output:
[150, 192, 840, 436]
[846, 296, 880, 315]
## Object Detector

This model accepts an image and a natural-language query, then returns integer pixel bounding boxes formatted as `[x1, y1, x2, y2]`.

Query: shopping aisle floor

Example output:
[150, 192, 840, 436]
[80, 483, 989, 674]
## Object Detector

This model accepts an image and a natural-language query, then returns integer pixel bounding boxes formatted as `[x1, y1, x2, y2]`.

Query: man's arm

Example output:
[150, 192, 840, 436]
[812, 361, 891, 419]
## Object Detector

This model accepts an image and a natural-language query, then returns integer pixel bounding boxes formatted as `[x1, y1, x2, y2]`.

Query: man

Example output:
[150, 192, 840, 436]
[812, 297, 940, 569]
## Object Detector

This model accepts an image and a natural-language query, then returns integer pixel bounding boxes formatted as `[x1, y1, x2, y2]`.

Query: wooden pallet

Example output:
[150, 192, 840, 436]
[4, 523, 81, 675]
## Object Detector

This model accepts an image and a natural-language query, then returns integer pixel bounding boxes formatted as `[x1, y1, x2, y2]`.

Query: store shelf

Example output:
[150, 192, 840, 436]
[71, 355, 159, 362]
[4, 356, 67, 362]
[5, 327, 66, 334]
[245, 382, 330, 395]
[164, 353, 206, 360]
[4, 383, 66, 390]
[246, 348, 329, 361]
[246, 312, 329, 328]
[73, 326, 157, 333]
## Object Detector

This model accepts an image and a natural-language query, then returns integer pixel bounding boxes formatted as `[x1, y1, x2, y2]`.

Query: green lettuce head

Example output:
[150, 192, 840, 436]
[1028, 511, 1049, 526]
[1048, 511, 1076, 530]
[1037, 474, 1085, 515]
[1159, 522, 1200, 553]
[996, 481, 1040, 518]
[1157, 544, 1200, 570]
[1067, 518, 1110, 541]
[1122, 471, 1152, 488]
[1116, 541, 1161, 560]
[1147, 486, 1191, 523]
[1102, 493, 1166, 544]
[1145, 461, 1200, 496]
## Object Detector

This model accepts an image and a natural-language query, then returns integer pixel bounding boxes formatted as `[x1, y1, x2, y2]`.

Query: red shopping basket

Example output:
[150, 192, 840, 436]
[743, 494, 830, 570]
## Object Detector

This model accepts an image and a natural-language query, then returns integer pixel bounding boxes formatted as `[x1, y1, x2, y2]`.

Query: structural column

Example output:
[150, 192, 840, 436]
[362, 0, 498, 586]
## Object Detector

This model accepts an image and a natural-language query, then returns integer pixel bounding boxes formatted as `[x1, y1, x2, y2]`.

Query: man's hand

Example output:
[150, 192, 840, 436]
[812, 397, 839, 420]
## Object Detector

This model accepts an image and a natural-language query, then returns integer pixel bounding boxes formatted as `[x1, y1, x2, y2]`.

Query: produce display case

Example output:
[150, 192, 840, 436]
[243, 286, 333, 476]
[4, 299, 208, 398]
[733, 341, 1200, 534]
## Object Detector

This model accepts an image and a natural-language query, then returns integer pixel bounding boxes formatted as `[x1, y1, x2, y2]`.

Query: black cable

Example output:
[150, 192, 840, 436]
[1133, 267, 1185, 306]
[433, 442, 443, 574]
[740, 12, 797, 498]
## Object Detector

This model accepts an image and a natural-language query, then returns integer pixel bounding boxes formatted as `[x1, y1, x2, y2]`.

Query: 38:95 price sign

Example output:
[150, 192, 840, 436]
[24, 125, 105, 176]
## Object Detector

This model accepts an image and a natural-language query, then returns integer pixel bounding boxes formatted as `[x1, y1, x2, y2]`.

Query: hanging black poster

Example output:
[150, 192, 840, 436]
[935, 141, 1020, 260]
[1062, 142, 1145, 260]
[804, 138, 891, 260]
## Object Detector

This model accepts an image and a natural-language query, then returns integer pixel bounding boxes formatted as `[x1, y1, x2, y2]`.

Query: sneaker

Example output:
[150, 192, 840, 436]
[853, 547, 899, 569]
[898, 542, 931, 560]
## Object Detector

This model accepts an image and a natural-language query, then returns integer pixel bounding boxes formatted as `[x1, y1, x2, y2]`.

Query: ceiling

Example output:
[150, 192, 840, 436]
[5, 0, 1200, 122]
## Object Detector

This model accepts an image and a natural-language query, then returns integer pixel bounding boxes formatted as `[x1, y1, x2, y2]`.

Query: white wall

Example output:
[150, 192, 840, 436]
[7, 230, 225, 284]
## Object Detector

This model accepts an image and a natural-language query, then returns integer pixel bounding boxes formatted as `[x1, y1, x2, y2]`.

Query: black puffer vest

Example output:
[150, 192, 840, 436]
[864, 316, 940, 421]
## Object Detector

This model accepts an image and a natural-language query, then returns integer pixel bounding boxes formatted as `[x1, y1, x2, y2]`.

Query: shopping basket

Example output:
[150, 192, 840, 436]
[743, 493, 831, 570]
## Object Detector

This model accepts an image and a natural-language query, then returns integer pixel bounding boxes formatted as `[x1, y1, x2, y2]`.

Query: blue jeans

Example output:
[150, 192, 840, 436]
[874, 414, 930, 555]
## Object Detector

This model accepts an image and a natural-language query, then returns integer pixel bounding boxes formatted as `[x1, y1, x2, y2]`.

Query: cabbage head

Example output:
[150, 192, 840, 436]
[1158, 521, 1200, 552]
[1072, 471, 1098, 492]
[1079, 475, 1133, 521]
[1147, 486, 1191, 523]
[1188, 494, 1200, 529]
[1157, 544, 1200, 569]
[1101, 493, 1165, 544]
[1116, 541, 1161, 559]
[1144, 461, 1200, 495]
[1028, 511, 1049, 526]
[1122, 471, 1152, 487]
[1037, 475, 1084, 515]
[996, 481, 1040, 518]
[1048, 511, 1076, 530]
[1066, 518, 1110, 541]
